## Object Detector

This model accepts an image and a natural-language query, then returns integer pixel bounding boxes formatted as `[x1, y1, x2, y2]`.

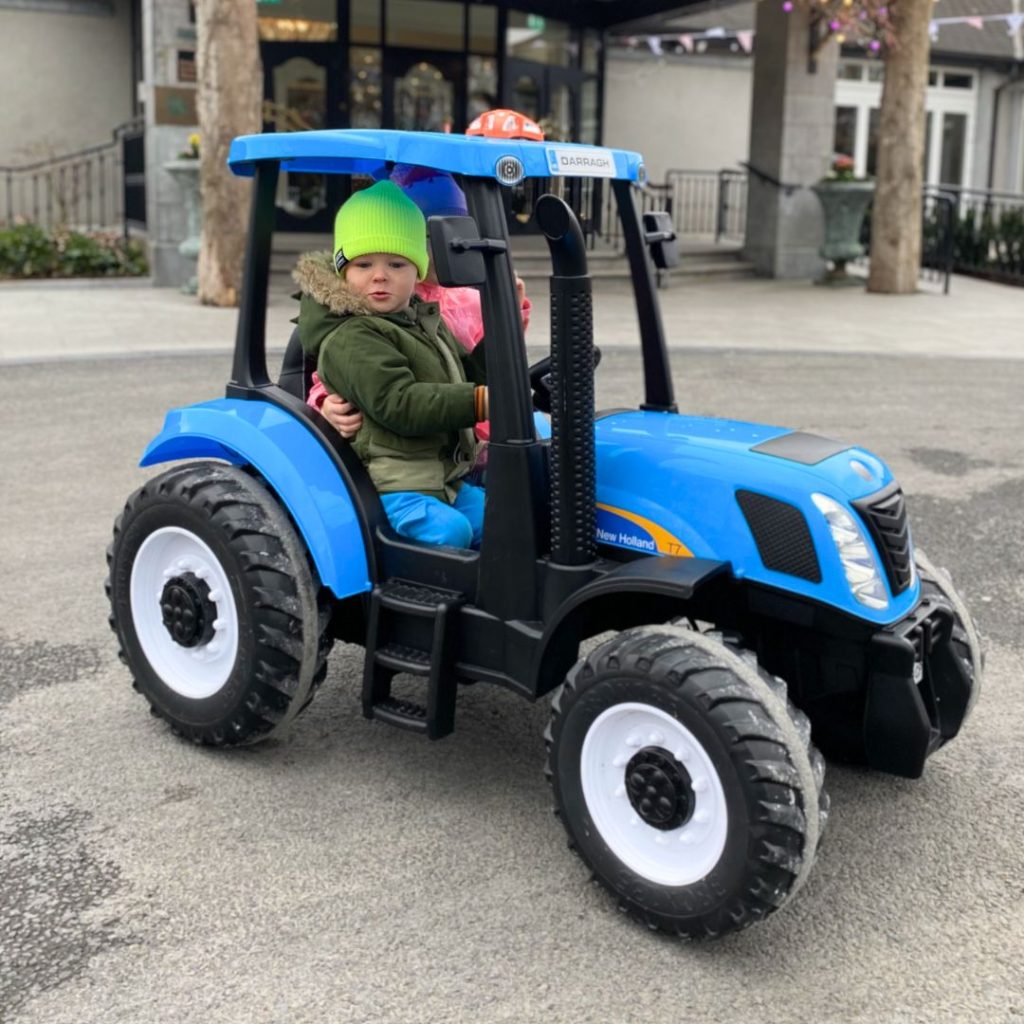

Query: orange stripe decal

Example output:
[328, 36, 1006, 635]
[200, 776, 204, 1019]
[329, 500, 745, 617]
[596, 503, 693, 558]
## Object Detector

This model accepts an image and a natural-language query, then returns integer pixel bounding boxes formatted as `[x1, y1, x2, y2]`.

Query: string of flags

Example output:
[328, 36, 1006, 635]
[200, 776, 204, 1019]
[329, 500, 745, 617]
[618, 8, 1024, 56]
[929, 11, 1024, 40]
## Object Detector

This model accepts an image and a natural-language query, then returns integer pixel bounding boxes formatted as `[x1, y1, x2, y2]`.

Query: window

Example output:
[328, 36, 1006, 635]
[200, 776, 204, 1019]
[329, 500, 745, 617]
[939, 112, 967, 185]
[467, 55, 498, 121]
[923, 111, 933, 180]
[942, 72, 973, 90]
[580, 79, 599, 144]
[468, 4, 497, 54]
[350, 0, 381, 44]
[583, 29, 602, 74]
[0, 0, 113, 12]
[349, 47, 382, 128]
[258, 0, 337, 41]
[837, 62, 863, 81]
[507, 11, 574, 67]
[866, 108, 881, 177]
[394, 61, 454, 132]
[866, 65, 884, 83]
[386, 0, 465, 50]
[834, 106, 858, 162]
[928, 70, 938, 86]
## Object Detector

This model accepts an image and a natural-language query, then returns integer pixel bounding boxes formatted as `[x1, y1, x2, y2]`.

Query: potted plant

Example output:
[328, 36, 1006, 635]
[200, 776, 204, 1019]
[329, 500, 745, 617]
[812, 154, 875, 285]
[163, 133, 202, 294]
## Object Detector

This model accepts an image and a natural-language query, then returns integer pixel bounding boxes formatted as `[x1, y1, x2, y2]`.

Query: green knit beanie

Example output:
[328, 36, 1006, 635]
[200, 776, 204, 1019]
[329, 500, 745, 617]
[333, 180, 429, 280]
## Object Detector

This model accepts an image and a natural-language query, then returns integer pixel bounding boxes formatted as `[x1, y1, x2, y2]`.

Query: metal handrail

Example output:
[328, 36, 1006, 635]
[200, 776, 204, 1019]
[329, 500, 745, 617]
[740, 160, 799, 196]
[1, 118, 144, 235]
[0, 119, 143, 174]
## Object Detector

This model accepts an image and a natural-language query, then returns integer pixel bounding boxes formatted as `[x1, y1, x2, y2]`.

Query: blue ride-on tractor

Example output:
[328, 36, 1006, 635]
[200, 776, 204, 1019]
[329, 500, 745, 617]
[107, 129, 982, 938]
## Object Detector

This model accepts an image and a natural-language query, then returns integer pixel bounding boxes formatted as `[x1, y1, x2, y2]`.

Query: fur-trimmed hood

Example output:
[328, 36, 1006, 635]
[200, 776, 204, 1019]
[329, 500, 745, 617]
[292, 250, 375, 317]
[292, 250, 376, 359]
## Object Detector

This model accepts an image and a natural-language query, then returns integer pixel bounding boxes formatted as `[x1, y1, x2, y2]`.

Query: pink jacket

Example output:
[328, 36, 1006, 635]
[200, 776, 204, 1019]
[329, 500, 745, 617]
[306, 282, 531, 418]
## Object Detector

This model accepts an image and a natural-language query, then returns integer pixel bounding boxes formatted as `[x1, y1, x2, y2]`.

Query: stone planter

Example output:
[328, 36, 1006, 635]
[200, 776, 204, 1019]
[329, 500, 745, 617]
[164, 159, 202, 295]
[811, 179, 875, 286]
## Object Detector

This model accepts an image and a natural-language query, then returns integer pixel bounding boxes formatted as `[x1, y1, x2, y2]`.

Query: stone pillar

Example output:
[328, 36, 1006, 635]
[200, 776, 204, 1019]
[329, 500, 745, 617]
[743, 2, 838, 278]
[140, 0, 199, 287]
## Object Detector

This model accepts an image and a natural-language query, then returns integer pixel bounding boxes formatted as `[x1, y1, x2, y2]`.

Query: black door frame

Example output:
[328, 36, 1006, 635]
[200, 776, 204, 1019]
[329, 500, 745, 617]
[262, 41, 343, 232]
[502, 58, 590, 233]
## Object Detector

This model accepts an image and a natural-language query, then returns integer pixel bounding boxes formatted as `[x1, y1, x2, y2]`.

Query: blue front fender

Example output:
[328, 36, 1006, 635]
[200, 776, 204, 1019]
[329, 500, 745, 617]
[141, 399, 371, 600]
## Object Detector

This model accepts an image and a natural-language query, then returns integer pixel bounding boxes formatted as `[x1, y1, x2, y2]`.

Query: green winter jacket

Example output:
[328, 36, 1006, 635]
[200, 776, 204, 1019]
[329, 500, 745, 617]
[292, 251, 485, 502]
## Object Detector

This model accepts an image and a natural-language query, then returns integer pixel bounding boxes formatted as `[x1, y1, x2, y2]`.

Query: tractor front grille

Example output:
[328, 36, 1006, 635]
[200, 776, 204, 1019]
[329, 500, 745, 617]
[853, 484, 914, 596]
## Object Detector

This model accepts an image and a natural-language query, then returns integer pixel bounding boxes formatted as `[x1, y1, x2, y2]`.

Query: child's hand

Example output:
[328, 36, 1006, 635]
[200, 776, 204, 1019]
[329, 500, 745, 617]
[321, 393, 364, 439]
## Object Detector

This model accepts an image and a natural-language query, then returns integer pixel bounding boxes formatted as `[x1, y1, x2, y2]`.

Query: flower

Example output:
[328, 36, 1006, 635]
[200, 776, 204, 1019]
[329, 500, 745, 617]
[179, 133, 200, 160]
[829, 153, 857, 182]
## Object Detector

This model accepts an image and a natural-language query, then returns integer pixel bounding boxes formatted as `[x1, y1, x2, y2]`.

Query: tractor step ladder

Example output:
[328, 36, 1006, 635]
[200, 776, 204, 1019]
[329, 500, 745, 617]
[361, 579, 465, 739]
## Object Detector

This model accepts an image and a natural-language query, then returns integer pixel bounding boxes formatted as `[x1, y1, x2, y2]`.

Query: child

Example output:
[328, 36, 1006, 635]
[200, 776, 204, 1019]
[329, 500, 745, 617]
[293, 180, 488, 549]
[308, 166, 530, 437]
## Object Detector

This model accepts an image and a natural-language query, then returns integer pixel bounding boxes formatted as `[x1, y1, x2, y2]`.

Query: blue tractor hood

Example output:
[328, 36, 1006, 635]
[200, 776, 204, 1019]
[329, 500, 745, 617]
[593, 410, 918, 625]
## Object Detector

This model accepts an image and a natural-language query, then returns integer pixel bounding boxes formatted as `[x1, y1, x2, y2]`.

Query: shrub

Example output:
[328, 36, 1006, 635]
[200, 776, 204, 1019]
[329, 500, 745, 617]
[0, 221, 147, 279]
[952, 204, 1024, 283]
[0, 222, 59, 277]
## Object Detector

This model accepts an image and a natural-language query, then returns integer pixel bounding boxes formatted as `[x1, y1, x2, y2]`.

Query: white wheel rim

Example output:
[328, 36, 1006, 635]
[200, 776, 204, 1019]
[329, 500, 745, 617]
[129, 526, 240, 700]
[580, 702, 729, 887]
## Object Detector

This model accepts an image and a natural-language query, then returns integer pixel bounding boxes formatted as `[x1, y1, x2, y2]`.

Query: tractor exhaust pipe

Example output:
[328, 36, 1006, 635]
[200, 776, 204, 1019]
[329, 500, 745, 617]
[535, 194, 595, 567]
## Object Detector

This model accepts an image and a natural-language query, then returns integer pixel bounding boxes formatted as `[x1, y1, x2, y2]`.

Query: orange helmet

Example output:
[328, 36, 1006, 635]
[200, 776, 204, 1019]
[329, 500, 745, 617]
[466, 108, 545, 141]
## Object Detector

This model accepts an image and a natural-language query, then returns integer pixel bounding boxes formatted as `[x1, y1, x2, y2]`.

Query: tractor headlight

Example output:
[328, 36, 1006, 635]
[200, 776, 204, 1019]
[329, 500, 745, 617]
[811, 493, 889, 610]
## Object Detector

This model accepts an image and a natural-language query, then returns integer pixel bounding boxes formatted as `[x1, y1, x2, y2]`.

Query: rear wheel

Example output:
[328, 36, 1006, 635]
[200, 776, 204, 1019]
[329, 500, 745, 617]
[106, 462, 332, 745]
[545, 625, 827, 938]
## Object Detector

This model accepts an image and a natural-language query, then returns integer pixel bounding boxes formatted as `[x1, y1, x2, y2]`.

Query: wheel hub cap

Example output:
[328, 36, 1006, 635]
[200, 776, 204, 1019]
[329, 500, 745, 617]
[160, 572, 216, 648]
[625, 746, 694, 830]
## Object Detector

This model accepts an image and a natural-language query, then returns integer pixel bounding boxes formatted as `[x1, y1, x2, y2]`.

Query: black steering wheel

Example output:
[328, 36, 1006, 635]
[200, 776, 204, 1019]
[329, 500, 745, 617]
[528, 346, 602, 414]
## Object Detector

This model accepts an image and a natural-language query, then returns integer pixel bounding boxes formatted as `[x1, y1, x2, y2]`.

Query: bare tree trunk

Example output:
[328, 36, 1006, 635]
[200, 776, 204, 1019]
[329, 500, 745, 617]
[866, 0, 932, 294]
[195, 0, 262, 307]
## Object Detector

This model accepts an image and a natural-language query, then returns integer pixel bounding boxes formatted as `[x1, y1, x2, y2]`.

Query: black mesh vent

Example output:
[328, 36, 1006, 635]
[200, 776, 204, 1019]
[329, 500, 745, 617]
[736, 491, 821, 582]
[853, 483, 913, 595]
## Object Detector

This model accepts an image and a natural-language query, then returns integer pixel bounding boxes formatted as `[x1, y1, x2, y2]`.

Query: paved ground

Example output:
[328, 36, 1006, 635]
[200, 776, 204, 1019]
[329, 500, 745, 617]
[1, 275, 1023, 1023]
[2, 267, 1021, 364]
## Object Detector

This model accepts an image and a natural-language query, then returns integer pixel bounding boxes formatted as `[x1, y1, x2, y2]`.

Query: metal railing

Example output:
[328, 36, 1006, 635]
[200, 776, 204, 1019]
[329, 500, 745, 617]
[591, 167, 748, 249]
[857, 190, 957, 294]
[939, 185, 1024, 286]
[0, 119, 145, 237]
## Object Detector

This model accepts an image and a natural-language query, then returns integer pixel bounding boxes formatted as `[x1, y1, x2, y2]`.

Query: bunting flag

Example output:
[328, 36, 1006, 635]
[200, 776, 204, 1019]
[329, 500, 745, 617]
[613, 9, 1024, 54]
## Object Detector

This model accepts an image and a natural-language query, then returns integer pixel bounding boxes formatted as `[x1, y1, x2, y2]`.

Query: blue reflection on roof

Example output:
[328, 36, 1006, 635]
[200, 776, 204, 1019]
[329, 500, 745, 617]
[227, 130, 644, 182]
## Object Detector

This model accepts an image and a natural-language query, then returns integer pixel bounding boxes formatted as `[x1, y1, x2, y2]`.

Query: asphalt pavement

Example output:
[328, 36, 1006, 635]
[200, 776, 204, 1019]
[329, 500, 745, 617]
[1, 274, 1023, 1024]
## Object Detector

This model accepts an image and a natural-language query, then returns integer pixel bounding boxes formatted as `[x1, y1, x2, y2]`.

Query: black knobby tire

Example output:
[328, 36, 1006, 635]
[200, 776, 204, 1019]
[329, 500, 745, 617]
[106, 461, 333, 745]
[545, 626, 828, 939]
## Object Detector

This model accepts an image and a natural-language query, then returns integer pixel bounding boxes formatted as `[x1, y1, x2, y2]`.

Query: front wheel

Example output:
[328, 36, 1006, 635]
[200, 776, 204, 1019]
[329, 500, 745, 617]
[106, 462, 332, 745]
[545, 626, 828, 939]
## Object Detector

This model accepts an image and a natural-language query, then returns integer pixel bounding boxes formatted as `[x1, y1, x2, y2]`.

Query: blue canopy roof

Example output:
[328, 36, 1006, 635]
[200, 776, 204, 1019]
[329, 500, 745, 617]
[227, 130, 645, 183]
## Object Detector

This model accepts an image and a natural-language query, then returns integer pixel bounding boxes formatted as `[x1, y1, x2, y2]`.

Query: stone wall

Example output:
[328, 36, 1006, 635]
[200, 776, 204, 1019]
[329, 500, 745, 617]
[0, 1, 134, 166]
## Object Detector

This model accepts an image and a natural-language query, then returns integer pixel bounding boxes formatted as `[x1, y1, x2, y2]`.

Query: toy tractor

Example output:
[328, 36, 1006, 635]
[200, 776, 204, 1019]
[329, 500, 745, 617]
[107, 130, 982, 939]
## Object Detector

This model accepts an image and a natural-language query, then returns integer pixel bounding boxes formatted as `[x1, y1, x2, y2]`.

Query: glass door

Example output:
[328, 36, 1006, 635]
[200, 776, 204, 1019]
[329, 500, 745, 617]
[384, 49, 466, 133]
[262, 42, 342, 231]
[503, 59, 587, 232]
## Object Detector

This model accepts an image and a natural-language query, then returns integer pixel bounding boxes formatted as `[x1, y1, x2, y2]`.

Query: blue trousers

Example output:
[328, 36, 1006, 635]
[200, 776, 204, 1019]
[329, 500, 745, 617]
[381, 483, 485, 549]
